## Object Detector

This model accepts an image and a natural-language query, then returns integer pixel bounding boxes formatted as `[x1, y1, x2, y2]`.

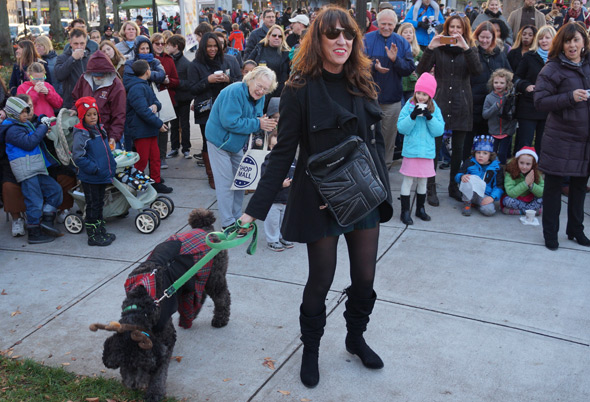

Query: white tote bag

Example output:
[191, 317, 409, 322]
[231, 133, 271, 191]
[152, 83, 177, 123]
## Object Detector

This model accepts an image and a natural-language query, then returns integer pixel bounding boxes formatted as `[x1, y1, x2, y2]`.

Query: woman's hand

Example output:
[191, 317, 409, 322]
[481, 196, 494, 205]
[525, 170, 535, 186]
[282, 178, 292, 188]
[428, 34, 443, 50]
[461, 174, 471, 183]
[526, 85, 535, 93]
[207, 74, 218, 83]
[573, 89, 588, 103]
[259, 116, 277, 132]
[453, 34, 470, 51]
[159, 123, 168, 132]
[238, 213, 256, 235]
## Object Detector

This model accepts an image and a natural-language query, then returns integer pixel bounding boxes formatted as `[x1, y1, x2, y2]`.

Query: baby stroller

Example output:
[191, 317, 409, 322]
[48, 108, 174, 234]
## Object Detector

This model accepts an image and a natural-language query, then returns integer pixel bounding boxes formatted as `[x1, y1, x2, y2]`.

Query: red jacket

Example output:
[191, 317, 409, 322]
[17, 81, 63, 117]
[72, 50, 126, 142]
[228, 30, 245, 51]
[155, 52, 179, 106]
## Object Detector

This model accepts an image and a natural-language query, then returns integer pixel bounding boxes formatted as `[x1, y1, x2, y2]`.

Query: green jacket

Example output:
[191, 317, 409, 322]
[504, 172, 544, 199]
[402, 50, 423, 93]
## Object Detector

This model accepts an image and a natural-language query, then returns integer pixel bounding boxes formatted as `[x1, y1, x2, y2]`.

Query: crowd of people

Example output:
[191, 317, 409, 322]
[0, 0, 589, 392]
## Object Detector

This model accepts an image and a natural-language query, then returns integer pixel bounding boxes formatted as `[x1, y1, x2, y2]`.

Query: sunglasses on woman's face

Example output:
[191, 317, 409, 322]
[271, 34, 282, 38]
[324, 27, 356, 41]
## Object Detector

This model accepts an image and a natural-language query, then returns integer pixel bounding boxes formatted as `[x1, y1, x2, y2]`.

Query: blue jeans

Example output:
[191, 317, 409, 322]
[207, 141, 244, 227]
[20, 174, 63, 225]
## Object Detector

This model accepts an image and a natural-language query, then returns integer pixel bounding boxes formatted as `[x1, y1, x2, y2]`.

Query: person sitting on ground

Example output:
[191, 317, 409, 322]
[501, 146, 544, 215]
[455, 135, 504, 216]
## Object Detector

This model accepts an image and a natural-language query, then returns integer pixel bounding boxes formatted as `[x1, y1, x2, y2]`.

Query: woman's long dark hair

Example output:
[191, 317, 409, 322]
[196, 32, 224, 67]
[17, 40, 40, 70]
[549, 21, 589, 60]
[289, 5, 377, 99]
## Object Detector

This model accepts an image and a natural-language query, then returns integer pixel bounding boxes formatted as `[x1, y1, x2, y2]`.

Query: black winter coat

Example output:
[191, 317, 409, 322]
[248, 44, 290, 100]
[171, 51, 192, 103]
[245, 74, 393, 243]
[417, 46, 482, 132]
[507, 47, 525, 72]
[187, 57, 241, 124]
[470, 46, 512, 124]
[534, 53, 590, 177]
[514, 51, 548, 121]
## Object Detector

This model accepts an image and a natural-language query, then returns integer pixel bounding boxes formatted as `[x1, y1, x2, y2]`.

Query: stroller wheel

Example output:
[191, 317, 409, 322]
[150, 197, 172, 219]
[143, 208, 161, 228]
[156, 195, 174, 215]
[135, 212, 157, 234]
[64, 214, 84, 234]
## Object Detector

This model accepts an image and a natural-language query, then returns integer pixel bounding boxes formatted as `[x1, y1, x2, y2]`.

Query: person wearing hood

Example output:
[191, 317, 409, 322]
[54, 28, 91, 109]
[72, 50, 126, 147]
[35, 35, 62, 96]
[124, 60, 172, 194]
[0, 97, 63, 244]
[122, 36, 166, 87]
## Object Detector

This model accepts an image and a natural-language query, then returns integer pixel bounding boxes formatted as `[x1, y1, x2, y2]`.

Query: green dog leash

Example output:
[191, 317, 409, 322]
[156, 220, 258, 304]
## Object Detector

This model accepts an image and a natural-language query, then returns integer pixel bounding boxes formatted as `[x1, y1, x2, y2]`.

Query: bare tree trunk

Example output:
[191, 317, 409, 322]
[503, 0, 520, 18]
[355, 0, 367, 33]
[49, 0, 65, 43]
[113, 0, 121, 31]
[99, 0, 107, 33]
[0, 0, 13, 65]
[76, 0, 89, 27]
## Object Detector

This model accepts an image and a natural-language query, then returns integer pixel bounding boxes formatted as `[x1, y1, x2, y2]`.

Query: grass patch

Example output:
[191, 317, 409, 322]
[0, 355, 179, 402]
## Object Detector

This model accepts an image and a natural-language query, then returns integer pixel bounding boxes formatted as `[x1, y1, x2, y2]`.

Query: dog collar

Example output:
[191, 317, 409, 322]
[123, 304, 139, 312]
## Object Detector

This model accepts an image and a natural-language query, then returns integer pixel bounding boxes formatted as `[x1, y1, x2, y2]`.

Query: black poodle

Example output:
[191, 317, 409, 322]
[92, 208, 231, 402]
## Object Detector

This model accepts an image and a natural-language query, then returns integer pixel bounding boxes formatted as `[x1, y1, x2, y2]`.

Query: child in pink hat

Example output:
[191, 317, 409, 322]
[396, 73, 445, 225]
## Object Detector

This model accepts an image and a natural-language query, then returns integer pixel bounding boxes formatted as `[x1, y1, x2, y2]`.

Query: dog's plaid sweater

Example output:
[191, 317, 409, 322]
[125, 230, 214, 328]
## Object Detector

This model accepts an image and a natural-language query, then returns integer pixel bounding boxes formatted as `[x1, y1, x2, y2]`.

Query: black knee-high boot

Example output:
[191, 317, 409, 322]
[400, 195, 413, 225]
[415, 193, 431, 221]
[299, 306, 326, 388]
[343, 287, 384, 369]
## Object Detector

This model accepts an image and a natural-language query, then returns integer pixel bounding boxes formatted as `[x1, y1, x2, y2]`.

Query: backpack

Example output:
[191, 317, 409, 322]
[499, 87, 516, 122]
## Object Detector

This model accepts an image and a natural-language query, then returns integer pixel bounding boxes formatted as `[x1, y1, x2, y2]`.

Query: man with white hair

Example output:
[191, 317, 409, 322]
[364, 9, 415, 169]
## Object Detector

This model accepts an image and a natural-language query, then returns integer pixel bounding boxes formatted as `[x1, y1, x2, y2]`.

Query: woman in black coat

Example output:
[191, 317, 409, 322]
[416, 15, 482, 203]
[533, 23, 590, 250]
[464, 21, 511, 162]
[507, 25, 537, 71]
[188, 32, 241, 187]
[513, 25, 556, 156]
[240, 6, 392, 389]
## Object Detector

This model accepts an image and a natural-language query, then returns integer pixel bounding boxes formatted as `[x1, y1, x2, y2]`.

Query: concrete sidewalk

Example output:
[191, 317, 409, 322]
[1, 130, 590, 402]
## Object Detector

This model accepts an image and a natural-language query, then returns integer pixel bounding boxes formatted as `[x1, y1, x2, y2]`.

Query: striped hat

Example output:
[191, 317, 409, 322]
[4, 97, 30, 120]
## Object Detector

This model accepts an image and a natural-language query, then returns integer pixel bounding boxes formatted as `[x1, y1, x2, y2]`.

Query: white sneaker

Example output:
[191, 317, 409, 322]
[12, 218, 25, 237]
[56, 209, 69, 224]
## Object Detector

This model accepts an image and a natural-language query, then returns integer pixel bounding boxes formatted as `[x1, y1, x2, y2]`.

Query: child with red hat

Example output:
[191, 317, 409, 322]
[72, 96, 117, 246]
[502, 146, 544, 215]
[397, 72, 445, 225]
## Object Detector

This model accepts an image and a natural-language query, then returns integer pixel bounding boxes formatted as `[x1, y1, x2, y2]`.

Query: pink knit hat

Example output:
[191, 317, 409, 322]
[414, 73, 437, 99]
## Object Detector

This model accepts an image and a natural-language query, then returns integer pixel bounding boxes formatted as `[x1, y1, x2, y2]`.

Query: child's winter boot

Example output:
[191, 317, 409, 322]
[400, 195, 413, 225]
[415, 193, 431, 221]
[40, 212, 63, 237]
[98, 219, 116, 242]
[85, 221, 113, 246]
[28, 224, 55, 244]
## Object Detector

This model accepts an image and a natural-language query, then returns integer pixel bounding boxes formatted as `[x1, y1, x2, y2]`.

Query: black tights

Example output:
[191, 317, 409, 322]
[301, 226, 380, 317]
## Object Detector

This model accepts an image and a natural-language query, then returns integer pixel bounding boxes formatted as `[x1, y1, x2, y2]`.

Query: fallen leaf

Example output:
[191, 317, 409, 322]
[14, 341, 21, 345]
[56, 305, 62, 310]
[10, 308, 21, 317]
[262, 357, 276, 370]
[71, 357, 77, 361]
[41, 289, 48, 292]
[85, 398, 99, 402]
[11, 355, 21, 359]
[278, 390, 291, 395]
[223, 378, 231, 382]
[173, 356, 183, 362]
[1, 289, 7, 295]
[100, 369, 106, 373]
[37, 325, 43, 329]
[301, 399, 312, 402]
[106, 399, 117, 402]
[47, 354, 53, 358]
[65, 351, 71, 355]
[61, 362, 70, 366]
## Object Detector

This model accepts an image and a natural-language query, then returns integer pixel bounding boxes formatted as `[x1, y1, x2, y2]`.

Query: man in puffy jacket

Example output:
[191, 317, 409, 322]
[55, 28, 90, 109]
[403, 0, 445, 48]
[72, 50, 126, 147]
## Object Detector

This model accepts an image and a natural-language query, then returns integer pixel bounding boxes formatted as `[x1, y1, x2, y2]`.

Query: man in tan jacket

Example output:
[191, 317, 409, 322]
[507, 0, 546, 35]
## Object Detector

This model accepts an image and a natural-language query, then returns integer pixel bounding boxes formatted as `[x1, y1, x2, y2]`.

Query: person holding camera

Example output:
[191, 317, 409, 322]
[403, 0, 446, 49]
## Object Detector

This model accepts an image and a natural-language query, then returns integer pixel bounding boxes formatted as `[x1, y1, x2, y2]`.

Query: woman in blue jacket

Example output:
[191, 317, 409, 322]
[122, 36, 166, 86]
[205, 66, 277, 229]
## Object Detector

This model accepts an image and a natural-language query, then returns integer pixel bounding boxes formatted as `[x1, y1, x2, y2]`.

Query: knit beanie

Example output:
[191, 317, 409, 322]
[472, 135, 495, 152]
[266, 97, 280, 117]
[515, 146, 538, 162]
[75, 96, 99, 122]
[4, 97, 30, 120]
[414, 73, 437, 99]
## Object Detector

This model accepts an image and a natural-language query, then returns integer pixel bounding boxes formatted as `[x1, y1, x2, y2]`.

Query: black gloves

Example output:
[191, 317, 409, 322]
[410, 107, 421, 120]
[417, 18, 430, 30]
[423, 109, 433, 120]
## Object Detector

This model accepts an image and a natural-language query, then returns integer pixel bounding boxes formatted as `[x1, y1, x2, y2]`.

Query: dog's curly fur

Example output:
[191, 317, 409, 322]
[101, 209, 230, 402]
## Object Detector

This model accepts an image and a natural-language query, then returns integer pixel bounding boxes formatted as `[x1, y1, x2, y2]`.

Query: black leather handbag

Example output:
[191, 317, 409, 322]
[306, 136, 387, 227]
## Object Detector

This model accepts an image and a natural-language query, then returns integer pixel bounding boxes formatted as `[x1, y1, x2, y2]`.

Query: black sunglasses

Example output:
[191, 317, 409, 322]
[324, 27, 356, 40]
[271, 34, 283, 38]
